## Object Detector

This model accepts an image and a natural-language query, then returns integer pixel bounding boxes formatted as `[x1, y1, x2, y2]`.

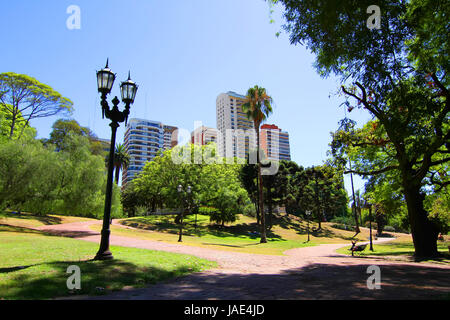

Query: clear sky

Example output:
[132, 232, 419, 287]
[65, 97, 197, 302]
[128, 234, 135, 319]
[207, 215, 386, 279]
[0, 0, 371, 194]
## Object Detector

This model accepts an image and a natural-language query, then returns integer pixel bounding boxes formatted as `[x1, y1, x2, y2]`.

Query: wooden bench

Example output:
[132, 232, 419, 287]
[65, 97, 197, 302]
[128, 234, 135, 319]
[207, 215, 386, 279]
[349, 241, 367, 256]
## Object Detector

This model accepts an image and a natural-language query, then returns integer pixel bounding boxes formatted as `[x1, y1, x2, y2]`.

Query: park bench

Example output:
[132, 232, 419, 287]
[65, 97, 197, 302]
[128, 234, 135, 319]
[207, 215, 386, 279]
[349, 240, 367, 256]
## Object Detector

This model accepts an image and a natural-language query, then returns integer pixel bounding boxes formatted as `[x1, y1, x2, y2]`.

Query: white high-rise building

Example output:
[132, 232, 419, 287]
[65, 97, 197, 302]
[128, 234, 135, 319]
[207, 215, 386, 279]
[216, 91, 256, 159]
[122, 119, 178, 185]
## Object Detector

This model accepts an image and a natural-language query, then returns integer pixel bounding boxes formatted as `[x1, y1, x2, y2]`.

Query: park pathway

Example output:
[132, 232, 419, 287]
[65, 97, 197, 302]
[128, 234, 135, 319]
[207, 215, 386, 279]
[37, 220, 450, 300]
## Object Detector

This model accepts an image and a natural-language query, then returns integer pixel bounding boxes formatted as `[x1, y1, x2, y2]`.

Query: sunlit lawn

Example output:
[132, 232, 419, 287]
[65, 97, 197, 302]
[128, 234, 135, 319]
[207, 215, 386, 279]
[0, 225, 217, 300]
[90, 214, 375, 255]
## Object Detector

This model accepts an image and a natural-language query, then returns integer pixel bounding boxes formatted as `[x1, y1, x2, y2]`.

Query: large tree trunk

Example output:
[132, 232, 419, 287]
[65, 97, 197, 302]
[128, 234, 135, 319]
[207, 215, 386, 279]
[375, 206, 386, 236]
[255, 199, 260, 225]
[403, 184, 439, 258]
[349, 161, 360, 234]
[9, 113, 16, 139]
[255, 174, 260, 226]
[267, 186, 273, 230]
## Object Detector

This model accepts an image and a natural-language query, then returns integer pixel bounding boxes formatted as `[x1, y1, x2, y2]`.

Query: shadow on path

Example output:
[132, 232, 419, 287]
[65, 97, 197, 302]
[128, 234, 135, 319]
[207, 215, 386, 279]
[89, 261, 450, 300]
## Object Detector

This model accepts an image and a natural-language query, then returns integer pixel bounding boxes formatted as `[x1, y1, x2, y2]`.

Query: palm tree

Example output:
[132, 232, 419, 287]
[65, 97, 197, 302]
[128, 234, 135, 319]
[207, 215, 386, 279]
[107, 143, 130, 185]
[242, 85, 273, 243]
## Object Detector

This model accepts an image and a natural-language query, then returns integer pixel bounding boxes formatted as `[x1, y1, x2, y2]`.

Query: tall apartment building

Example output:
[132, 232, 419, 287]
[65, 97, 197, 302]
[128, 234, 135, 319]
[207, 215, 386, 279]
[216, 91, 255, 159]
[163, 125, 178, 150]
[260, 124, 291, 161]
[122, 118, 178, 185]
[191, 126, 218, 145]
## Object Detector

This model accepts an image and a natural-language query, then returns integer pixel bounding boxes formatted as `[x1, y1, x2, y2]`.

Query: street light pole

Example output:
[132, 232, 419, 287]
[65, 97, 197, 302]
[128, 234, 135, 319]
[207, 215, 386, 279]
[177, 185, 191, 242]
[94, 60, 138, 261]
[306, 210, 311, 242]
[369, 203, 374, 251]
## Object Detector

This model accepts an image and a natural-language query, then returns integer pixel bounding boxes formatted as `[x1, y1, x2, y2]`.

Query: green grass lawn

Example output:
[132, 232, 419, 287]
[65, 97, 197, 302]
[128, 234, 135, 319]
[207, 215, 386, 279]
[336, 237, 450, 264]
[0, 225, 217, 300]
[103, 214, 373, 255]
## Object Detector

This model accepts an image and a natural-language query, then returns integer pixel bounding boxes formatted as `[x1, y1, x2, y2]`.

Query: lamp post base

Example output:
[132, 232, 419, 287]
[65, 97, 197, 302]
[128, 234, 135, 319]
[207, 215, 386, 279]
[94, 251, 114, 261]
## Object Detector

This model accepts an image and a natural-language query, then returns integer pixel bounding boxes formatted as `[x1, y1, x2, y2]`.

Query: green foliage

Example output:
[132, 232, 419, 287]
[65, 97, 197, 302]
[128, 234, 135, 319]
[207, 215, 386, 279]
[428, 195, 450, 234]
[0, 103, 36, 140]
[47, 118, 108, 157]
[0, 135, 121, 218]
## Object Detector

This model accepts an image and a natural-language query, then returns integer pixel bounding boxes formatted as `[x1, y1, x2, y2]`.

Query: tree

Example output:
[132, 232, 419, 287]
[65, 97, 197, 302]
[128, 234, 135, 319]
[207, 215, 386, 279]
[121, 181, 141, 218]
[242, 85, 274, 243]
[132, 144, 250, 227]
[274, 0, 449, 257]
[47, 119, 108, 157]
[112, 143, 130, 185]
[0, 73, 73, 139]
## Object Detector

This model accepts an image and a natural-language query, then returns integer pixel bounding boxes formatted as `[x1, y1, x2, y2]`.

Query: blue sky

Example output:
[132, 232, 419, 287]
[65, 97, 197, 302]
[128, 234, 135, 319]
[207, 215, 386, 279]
[0, 0, 371, 194]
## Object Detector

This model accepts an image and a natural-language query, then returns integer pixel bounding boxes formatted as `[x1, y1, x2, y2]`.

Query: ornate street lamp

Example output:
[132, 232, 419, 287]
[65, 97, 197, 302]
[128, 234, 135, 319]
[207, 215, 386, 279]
[94, 59, 138, 261]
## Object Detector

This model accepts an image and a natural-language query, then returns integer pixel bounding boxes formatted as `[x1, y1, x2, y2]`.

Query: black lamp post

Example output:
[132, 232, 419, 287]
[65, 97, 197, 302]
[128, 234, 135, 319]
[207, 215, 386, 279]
[306, 210, 311, 242]
[368, 202, 374, 251]
[177, 185, 191, 243]
[94, 59, 138, 261]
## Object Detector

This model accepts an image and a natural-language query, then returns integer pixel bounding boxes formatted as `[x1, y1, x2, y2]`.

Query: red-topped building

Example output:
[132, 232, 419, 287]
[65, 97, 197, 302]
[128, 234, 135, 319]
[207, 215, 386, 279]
[260, 124, 291, 161]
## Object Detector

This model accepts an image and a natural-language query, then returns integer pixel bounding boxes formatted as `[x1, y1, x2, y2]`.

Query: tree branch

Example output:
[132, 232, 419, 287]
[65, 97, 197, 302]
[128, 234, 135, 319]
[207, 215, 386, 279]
[344, 165, 398, 176]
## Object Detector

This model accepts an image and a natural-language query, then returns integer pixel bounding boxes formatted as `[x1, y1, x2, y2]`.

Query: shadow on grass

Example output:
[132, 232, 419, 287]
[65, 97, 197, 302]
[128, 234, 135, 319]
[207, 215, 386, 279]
[0, 224, 43, 234]
[0, 223, 98, 241]
[0, 258, 201, 300]
[273, 215, 363, 241]
[0, 212, 63, 225]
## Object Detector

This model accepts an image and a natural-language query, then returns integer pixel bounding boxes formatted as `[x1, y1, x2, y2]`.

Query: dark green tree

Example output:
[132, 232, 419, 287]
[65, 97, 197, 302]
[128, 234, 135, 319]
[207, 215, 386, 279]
[273, 0, 449, 257]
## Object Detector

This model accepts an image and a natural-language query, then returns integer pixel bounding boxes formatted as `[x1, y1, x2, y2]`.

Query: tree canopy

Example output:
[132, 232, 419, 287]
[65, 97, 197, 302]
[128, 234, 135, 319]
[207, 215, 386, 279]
[0, 72, 73, 139]
[273, 0, 449, 257]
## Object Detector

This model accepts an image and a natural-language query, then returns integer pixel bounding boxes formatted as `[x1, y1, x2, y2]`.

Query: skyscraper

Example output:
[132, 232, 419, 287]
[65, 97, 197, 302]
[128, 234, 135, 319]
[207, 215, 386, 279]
[122, 118, 178, 185]
[191, 125, 218, 146]
[216, 91, 255, 159]
[260, 124, 291, 161]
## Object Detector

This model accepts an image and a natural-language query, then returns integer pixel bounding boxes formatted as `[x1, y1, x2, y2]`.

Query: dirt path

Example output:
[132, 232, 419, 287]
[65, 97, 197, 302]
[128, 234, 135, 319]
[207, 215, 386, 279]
[37, 220, 450, 300]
